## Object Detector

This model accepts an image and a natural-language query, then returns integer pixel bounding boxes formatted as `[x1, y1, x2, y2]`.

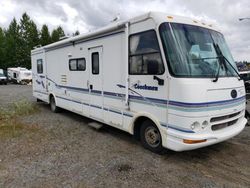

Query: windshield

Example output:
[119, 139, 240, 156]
[159, 23, 238, 78]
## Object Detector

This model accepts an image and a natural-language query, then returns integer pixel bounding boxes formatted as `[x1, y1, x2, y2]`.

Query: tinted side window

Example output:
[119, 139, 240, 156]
[92, 52, 99, 74]
[37, 59, 43, 74]
[77, 59, 86, 70]
[69, 58, 86, 71]
[129, 30, 164, 75]
[69, 59, 77, 70]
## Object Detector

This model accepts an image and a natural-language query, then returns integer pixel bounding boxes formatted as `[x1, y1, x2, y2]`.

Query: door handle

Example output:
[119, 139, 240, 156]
[90, 84, 93, 90]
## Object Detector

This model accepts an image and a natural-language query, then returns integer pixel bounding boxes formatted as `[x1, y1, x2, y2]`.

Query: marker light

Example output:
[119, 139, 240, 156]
[167, 16, 174, 20]
[183, 139, 207, 144]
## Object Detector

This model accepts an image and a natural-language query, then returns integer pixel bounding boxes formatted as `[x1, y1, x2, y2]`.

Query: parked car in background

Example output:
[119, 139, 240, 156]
[239, 71, 250, 95]
[7, 67, 32, 85]
[0, 72, 8, 85]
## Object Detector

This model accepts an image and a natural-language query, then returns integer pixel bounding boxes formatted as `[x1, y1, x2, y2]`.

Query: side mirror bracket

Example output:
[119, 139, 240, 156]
[153, 76, 164, 86]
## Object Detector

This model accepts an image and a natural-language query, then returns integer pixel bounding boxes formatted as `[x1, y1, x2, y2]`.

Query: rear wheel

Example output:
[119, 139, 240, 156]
[140, 120, 164, 153]
[50, 96, 60, 113]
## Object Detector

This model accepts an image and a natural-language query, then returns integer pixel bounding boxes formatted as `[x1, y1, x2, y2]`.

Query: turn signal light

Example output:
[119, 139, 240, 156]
[183, 139, 207, 144]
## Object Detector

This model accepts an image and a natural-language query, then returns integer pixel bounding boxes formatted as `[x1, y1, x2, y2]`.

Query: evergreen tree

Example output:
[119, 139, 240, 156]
[40, 24, 51, 46]
[73, 30, 80, 36]
[5, 18, 21, 69]
[51, 26, 65, 42]
[0, 12, 68, 70]
[0, 27, 6, 69]
[19, 12, 39, 69]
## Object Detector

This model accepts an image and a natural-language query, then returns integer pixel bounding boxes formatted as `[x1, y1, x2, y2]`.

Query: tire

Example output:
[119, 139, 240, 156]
[140, 120, 164, 153]
[50, 96, 60, 113]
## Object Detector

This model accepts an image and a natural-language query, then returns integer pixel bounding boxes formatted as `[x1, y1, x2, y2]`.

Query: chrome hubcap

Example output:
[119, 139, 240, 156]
[145, 126, 160, 147]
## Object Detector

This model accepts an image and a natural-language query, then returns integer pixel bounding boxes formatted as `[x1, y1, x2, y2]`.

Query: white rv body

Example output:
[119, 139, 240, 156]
[8, 67, 32, 84]
[31, 12, 246, 152]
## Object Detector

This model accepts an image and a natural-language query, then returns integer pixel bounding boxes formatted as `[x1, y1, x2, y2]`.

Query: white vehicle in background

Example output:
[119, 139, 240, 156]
[7, 67, 32, 85]
[31, 12, 246, 153]
[0, 69, 7, 85]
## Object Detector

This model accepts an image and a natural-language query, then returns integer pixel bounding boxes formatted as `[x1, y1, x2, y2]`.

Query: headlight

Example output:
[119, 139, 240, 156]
[202, 121, 209, 129]
[190, 121, 200, 130]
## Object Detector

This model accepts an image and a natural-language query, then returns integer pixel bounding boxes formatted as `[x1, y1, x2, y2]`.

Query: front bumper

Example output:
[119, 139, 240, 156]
[163, 117, 247, 151]
[0, 79, 7, 84]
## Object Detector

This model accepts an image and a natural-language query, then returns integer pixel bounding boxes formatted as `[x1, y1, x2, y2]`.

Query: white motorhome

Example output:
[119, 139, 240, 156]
[8, 67, 32, 84]
[31, 12, 246, 153]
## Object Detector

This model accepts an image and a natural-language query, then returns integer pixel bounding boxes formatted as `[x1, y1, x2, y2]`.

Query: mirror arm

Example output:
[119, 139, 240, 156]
[153, 76, 164, 86]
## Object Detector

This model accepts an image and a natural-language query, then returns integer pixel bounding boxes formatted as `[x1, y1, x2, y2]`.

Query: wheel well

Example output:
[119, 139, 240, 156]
[133, 116, 155, 141]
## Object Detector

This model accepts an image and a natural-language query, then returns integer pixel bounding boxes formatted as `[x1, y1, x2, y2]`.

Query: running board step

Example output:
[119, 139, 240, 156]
[88, 122, 103, 130]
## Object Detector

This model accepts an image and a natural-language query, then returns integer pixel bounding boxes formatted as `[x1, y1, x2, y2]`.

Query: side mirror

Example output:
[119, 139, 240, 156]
[154, 76, 164, 86]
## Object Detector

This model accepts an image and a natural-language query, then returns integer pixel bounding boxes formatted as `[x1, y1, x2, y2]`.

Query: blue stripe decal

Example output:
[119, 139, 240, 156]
[109, 109, 122, 115]
[37, 91, 193, 133]
[91, 90, 102, 94]
[82, 102, 89, 106]
[90, 104, 102, 109]
[123, 113, 133, 117]
[45, 77, 245, 110]
[34, 90, 48, 95]
[161, 123, 195, 133]
[57, 96, 82, 104]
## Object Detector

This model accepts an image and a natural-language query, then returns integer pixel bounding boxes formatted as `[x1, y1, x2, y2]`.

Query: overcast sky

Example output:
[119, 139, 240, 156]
[0, 0, 249, 61]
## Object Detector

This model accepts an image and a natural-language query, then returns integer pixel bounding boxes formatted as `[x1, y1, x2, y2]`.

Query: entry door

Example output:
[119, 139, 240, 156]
[88, 47, 103, 121]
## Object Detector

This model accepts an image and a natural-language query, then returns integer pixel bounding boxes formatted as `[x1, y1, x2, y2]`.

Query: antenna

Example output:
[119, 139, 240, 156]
[111, 13, 120, 22]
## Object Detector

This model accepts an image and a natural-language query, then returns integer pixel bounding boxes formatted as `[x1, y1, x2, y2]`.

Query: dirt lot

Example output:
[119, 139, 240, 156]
[0, 85, 249, 188]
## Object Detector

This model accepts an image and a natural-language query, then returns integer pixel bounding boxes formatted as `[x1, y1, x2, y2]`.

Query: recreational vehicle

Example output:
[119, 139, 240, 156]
[31, 12, 246, 152]
[8, 67, 32, 85]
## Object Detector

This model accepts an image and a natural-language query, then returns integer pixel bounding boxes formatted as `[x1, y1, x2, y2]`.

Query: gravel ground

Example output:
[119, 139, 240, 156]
[0, 84, 250, 188]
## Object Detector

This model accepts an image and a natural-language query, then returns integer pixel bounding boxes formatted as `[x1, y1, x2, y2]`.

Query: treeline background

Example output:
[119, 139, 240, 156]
[0, 13, 79, 70]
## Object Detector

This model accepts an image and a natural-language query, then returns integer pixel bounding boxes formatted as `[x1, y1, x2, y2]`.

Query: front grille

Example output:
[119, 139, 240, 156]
[211, 119, 238, 131]
[210, 112, 241, 123]
[210, 110, 243, 131]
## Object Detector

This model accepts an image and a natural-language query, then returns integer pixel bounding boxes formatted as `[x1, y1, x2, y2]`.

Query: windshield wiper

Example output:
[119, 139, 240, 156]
[212, 43, 241, 82]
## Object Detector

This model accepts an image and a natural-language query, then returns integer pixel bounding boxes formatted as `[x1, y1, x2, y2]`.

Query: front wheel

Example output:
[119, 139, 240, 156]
[140, 120, 164, 153]
[50, 96, 60, 113]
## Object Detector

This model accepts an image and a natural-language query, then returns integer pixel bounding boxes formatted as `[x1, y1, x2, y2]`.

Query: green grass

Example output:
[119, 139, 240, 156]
[0, 100, 40, 138]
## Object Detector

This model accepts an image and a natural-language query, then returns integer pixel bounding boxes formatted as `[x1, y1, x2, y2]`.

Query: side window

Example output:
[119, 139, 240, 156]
[69, 59, 77, 70]
[69, 58, 86, 71]
[77, 59, 86, 70]
[129, 30, 164, 75]
[37, 59, 43, 74]
[92, 52, 99, 74]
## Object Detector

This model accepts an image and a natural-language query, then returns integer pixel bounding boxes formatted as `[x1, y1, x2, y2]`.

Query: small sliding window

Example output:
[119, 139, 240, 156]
[69, 58, 86, 71]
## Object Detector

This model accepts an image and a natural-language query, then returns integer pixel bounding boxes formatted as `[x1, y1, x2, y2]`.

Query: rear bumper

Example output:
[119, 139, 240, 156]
[163, 117, 247, 151]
